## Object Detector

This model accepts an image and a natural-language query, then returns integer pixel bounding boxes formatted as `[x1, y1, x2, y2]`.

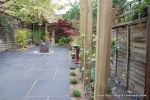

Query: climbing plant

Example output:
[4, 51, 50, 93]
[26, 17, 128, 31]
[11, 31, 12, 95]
[0, 14, 17, 41]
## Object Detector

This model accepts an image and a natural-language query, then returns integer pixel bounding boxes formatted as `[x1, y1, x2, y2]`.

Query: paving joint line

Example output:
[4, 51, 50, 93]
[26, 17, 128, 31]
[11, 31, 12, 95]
[26, 79, 38, 96]
[53, 67, 57, 80]
[46, 96, 49, 100]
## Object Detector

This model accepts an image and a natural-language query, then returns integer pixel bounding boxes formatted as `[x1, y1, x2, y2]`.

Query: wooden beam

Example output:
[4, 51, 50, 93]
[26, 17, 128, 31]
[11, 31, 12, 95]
[94, 0, 112, 100]
[145, 6, 150, 100]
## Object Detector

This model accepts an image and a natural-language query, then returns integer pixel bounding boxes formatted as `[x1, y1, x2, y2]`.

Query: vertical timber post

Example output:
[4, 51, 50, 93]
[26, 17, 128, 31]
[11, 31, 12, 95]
[45, 23, 49, 40]
[80, 0, 84, 36]
[79, 0, 84, 71]
[145, 6, 150, 100]
[94, 0, 112, 100]
[83, 0, 93, 87]
[52, 29, 55, 44]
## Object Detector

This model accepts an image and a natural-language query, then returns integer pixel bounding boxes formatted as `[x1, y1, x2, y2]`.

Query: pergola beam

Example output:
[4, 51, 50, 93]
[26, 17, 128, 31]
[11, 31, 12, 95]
[94, 0, 112, 100]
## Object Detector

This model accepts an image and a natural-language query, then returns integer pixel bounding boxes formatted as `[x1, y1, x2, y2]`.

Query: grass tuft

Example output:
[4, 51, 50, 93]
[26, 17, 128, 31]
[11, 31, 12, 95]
[72, 89, 81, 97]
[70, 71, 76, 76]
[70, 67, 75, 70]
[70, 78, 78, 84]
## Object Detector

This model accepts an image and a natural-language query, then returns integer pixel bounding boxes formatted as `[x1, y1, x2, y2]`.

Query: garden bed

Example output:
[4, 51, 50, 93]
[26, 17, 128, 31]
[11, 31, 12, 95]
[70, 67, 87, 100]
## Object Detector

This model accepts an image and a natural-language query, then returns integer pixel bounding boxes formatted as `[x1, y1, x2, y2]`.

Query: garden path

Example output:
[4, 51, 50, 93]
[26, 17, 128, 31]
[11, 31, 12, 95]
[0, 46, 70, 100]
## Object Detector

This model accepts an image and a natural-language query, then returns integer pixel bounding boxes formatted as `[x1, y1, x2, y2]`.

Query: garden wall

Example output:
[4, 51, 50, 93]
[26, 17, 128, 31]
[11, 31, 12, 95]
[0, 13, 17, 52]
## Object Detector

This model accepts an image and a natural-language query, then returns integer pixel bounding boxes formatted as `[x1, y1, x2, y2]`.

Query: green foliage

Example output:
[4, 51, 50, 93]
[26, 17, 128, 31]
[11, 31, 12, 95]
[16, 29, 28, 47]
[63, 1, 80, 20]
[4, 0, 59, 24]
[138, 0, 150, 12]
[72, 89, 81, 97]
[125, 15, 131, 22]
[111, 38, 118, 57]
[58, 36, 70, 46]
[70, 67, 75, 70]
[92, 0, 97, 22]
[110, 37, 118, 64]
[113, 0, 127, 8]
[85, 82, 94, 100]
[31, 30, 44, 43]
[70, 78, 78, 84]
[63, 0, 97, 21]
[70, 71, 76, 76]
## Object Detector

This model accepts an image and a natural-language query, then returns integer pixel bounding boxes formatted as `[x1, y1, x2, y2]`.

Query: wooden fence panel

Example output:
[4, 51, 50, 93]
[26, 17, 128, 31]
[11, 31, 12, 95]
[112, 20, 148, 96]
[128, 23, 147, 95]
[116, 26, 128, 87]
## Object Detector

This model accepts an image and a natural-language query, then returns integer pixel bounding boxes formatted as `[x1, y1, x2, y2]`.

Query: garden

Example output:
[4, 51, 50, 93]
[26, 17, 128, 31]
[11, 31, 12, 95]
[0, 0, 150, 100]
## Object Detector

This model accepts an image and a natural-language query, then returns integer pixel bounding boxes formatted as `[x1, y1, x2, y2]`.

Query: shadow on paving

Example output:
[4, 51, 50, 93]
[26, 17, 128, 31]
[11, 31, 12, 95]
[0, 46, 70, 100]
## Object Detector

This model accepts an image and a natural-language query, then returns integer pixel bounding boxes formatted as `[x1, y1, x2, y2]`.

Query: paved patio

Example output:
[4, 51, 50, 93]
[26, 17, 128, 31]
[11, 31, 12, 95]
[0, 46, 70, 100]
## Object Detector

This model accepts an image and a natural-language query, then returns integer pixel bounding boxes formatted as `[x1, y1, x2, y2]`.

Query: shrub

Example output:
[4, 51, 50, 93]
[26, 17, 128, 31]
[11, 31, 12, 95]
[72, 89, 81, 97]
[16, 29, 28, 48]
[58, 36, 71, 46]
[70, 78, 78, 84]
[70, 71, 76, 76]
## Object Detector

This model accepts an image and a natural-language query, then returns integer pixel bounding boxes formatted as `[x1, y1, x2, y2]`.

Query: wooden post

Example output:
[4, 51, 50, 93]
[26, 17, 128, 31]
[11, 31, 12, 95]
[94, 0, 112, 100]
[80, 0, 84, 35]
[145, 6, 150, 100]
[52, 29, 55, 44]
[79, 0, 84, 72]
[45, 23, 49, 40]
[83, 0, 93, 87]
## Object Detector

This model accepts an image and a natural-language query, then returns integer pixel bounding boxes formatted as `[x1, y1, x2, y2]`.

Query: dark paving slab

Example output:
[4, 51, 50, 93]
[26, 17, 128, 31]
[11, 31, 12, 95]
[28, 80, 70, 97]
[0, 46, 70, 100]
[0, 69, 27, 80]
[0, 96, 47, 100]
[50, 96, 70, 100]
[23, 70, 54, 80]
[0, 80, 34, 96]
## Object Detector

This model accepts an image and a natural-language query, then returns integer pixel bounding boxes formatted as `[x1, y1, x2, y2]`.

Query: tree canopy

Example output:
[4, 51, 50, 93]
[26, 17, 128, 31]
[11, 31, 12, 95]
[62, 1, 80, 20]
[4, 0, 60, 24]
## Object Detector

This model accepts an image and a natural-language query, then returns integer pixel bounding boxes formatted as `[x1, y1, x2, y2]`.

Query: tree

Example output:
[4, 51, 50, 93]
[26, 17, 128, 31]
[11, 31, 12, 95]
[63, 0, 98, 22]
[113, 0, 127, 8]
[62, 1, 80, 20]
[4, 0, 59, 24]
